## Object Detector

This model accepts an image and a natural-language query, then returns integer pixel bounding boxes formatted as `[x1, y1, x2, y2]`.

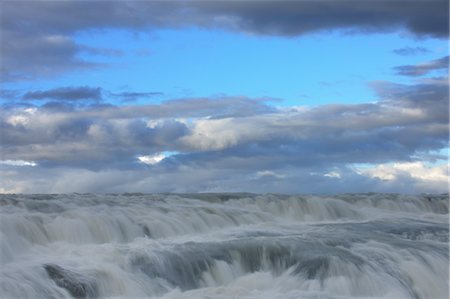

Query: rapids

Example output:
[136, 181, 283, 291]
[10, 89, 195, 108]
[0, 193, 448, 299]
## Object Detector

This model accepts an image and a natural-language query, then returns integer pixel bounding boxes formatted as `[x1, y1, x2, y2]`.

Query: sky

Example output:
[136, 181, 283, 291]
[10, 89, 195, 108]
[0, 0, 448, 194]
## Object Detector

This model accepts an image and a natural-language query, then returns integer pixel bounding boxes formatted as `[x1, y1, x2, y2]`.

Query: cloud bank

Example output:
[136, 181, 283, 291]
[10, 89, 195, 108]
[1, 75, 448, 193]
[1, 1, 448, 194]
[1, 0, 448, 80]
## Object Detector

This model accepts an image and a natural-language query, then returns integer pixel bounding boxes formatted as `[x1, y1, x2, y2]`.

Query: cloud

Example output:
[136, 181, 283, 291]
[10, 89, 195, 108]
[5, 1, 447, 37]
[2, 0, 448, 80]
[356, 162, 448, 182]
[112, 91, 164, 102]
[0, 96, 274, 170]
[179, 77, 448, 161]
[3, 81, 448, 167]
[2, 2, 447, 194]
[370, 76, 449, 124]
[394, 56, 449, 77]
[1, 33, 103, 80]
[324, 171, 341, 179]
[0, 160, 37, 167]
[0, 75, 448, 194]
[79, 45, 124, 57]
[138, 153, 168, 165]
[22, 86, 103, 101]
[1, 160, 447, 194]
[194, 0, 449, 37]
[354, 162, 448, 193]
[255, 170, 285, 179]
[89, 96, 277, 119]
[392, 46, 431, 56]
[2, 86, 164, 106]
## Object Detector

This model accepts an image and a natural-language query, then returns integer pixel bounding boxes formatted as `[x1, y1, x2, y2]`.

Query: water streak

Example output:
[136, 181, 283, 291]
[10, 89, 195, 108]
[1, 193, 448, 299]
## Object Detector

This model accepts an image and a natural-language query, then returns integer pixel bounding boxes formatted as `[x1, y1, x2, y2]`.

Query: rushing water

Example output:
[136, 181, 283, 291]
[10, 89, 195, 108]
[0, 193, 448, 299]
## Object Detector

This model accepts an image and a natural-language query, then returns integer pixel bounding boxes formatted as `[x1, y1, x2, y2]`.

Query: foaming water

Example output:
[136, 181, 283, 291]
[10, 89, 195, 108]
[0, 193, 448, 299]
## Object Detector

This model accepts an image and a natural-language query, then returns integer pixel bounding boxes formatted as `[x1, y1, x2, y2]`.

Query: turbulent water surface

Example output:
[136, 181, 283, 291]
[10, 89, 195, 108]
[0, 193, 448, 299]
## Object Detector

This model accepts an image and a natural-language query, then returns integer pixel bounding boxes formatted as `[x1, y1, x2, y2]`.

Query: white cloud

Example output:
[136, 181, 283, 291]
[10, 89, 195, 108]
[0, 160, 37, 167]
[7, 115, 29, 126]
[255, 170, 285, 179]
[324, 171, 341, 178]
[5, 107, 37, 126]
[180, 118, 243, 151]
[137, 153, 167, 165]
[355, 162, 448, 184]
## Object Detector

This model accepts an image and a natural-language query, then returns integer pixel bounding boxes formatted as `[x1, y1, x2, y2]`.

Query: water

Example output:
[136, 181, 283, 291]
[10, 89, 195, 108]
[0, 193, 448, 299]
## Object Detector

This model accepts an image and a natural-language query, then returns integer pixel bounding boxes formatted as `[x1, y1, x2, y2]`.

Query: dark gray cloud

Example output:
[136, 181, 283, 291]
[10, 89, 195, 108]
[4, 1, 446, 37]
[1, 33, 103, 81]
[1, 0, 448, 80]
[394, 56, 449, 76]
[392, 46, 431, 56]
[23, 86, 103, 101]
[195, 0, 449, 37]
